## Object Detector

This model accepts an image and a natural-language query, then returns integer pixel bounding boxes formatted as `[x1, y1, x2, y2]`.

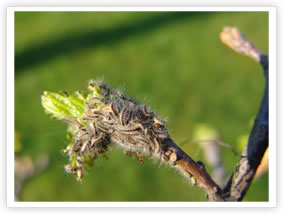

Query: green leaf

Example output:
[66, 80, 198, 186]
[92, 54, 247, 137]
[41, 91, 84, 119]
[41, 81, 104, 120]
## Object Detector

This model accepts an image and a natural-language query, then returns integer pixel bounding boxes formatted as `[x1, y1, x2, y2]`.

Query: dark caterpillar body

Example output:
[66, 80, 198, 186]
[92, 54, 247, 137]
[64, 80, 169, 180]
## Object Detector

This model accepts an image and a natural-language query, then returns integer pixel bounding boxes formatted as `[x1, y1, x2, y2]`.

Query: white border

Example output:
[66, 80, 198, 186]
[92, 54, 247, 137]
[268, 7, 276, 207]
[7, 7, 276, 11]
[7, 6, 15, 208]
[7, 7, 276, 208]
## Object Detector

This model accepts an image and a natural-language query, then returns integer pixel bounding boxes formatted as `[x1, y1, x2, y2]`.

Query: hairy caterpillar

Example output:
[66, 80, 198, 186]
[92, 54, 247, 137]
[43, 80, 170, 181]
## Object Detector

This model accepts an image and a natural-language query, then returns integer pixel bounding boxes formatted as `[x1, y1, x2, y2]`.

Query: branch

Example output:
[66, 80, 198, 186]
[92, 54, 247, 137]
[41, 26, 268, 202]
[159, 138, 224, 201]
[41, 80, 226, 201]
[220, 27, 269, 201]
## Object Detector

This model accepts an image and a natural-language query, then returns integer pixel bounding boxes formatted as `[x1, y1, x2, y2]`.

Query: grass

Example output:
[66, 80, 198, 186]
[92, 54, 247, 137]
[15, 11, 268, 201]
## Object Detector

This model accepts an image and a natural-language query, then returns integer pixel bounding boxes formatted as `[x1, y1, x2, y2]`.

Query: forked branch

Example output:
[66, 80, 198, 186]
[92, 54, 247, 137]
[41, 26, 268, 202]
[220, 27, 269, 201]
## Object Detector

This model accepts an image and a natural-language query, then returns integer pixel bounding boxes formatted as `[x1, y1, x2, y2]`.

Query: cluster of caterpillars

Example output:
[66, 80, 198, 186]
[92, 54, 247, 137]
[64, 81, 176, 180]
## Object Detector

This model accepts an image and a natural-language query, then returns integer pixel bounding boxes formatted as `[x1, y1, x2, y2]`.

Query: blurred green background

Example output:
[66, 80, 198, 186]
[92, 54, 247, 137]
[14, 11, 269, 202]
